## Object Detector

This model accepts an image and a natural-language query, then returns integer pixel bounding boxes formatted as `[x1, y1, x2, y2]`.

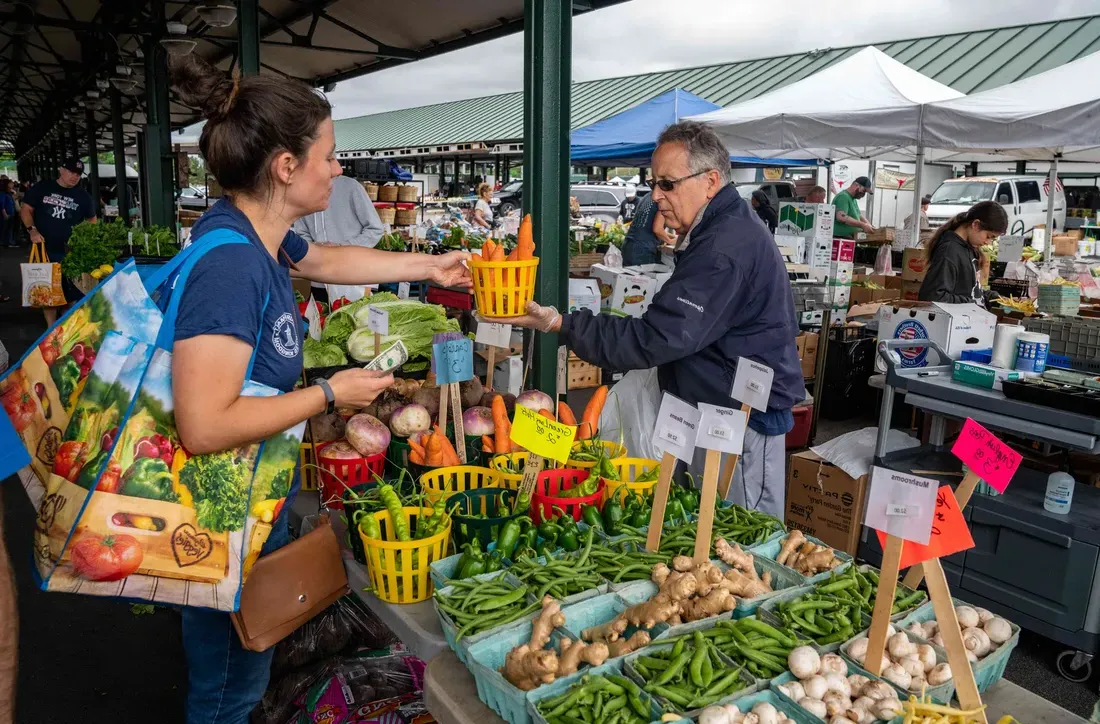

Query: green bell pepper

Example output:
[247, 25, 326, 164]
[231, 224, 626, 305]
[119, 457, 177, 502]
[581, 504, 603, 531]
[558, 526, 579, 552]
[665, 499, 686, 523]
[535, 539, 556, 557]
[484, 551, 503, 573]
[678, 488, 699, 514]
[75, 450, 109, 491]
[495, 518, 523, 560]
[601, 498, 624, 535]
[537, 519, 561, 543]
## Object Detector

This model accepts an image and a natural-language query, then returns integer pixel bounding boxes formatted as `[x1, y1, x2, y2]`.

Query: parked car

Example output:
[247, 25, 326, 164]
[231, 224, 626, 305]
[927, 175, 1066, 243]
[492, 180, 524, 216]
[735, 181, 797, 209]
[177, 186, 210, 210]
[492, 182, 635, 224]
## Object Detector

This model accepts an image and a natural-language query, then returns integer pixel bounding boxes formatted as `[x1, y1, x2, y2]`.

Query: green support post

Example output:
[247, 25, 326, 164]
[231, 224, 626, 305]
[85, 106, 100, 212]
[522, 0, 571, 396]
[238, 0, 259, 76]
[111, 87, 129, 224]
[143, 29, 174, 227]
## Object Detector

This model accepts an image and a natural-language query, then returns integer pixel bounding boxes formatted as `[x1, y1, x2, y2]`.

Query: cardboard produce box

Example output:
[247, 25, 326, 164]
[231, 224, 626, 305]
[796, 331, 819, 378]
[901, 248, 928, 281]
[874, 301, 997, 372]
[831, 239, 856, 263]
[1052, 235, 1078, 257]
[779, 203, 835, 271]
[775, 233, 807, 264]
[567, 279, 601, 315]
[785, 451, 868, 556]
[626, 263, 674, 294]
[900, 281, 922, 301]
[850, 285, 901, 307]
[590, 264, 656, 318]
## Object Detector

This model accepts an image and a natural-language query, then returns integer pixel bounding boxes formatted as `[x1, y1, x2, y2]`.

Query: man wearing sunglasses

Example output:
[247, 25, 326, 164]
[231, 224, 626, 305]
[501, 121, 802, 518]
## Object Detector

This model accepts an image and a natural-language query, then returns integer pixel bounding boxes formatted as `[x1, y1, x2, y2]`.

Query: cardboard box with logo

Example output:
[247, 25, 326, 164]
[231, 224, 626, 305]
[901, 281, 922, 301]
[831, 239, 856, 263]
[775, 233, 807, 264]
[796, 331, 819, 378]
[901, 248, 928, 281]
[785, 451, 868, 556]
[590, 264, 657, 318]
[567, 279, 601, 315]
[874, 302, 997, 372]
[850, 273, 902, 306]
[626, 263, 674, 294]
[779, 203, 835, 270]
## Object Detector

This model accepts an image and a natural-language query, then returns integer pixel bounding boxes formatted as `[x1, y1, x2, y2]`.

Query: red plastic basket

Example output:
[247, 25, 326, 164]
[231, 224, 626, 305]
[316, 441, 385, 509]
[530, 469, 605, 525]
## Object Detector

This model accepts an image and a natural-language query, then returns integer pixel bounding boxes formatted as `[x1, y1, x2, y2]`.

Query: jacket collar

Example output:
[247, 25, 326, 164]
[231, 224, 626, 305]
[674, 183, 740, 253]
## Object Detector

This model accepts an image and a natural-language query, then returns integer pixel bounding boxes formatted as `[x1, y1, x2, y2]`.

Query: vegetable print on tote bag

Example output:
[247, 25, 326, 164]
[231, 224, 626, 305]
[0, 230, 304, 610]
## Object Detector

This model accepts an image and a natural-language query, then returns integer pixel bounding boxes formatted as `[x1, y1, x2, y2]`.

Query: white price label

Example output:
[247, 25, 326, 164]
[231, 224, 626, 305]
[864, 467, 939, 544]
[709, 425, 732, 441]
[475, 319, 513, 349]
[731, 357, 775, 412]
[886, 504, 913, 517]
[652, 394, 701, 464]
[660, 428, 682, 445]
[748, 380, 764, 395]
[697, 403, 747, 454]
[397, 282, 411, 299]
[367, 305, 389, 336]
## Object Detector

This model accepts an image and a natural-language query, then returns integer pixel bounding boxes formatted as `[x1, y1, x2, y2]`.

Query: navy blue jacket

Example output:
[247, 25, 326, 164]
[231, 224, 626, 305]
[561, 184, 803, 435]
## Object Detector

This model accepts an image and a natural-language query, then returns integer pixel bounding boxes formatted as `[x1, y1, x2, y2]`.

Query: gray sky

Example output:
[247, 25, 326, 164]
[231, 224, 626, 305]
[323, 0, 1097, 120]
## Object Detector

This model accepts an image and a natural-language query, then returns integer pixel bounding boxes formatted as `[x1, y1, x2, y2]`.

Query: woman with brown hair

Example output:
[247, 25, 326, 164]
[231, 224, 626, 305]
[918, 200, 1007, 305]
[167, 54, 470, 723]
[471, 182, 495, 229]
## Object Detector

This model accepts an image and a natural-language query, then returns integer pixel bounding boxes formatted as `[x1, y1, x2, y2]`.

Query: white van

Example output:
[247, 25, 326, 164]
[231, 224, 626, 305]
[926, 176, 1066, 245]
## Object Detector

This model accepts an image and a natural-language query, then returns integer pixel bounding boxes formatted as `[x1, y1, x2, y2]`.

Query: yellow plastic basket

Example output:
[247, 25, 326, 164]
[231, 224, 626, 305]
[489, 452, 551, 490]
[359, 506, 451, 604]
[469, 257, 539, 318]
[419, 465, 500, 505]
[567, 440, 628, 470]
[605, 457, 661, 503]
[299, 442, 318, 491]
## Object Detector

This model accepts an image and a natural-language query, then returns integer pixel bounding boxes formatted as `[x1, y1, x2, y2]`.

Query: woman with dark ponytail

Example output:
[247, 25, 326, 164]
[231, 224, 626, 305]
[167, 55, 470, 723]
[918, 200, 1007, 304]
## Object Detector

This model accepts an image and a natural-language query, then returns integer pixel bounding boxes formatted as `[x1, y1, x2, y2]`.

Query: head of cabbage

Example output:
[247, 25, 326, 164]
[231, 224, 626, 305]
[303, 337, 347, 368]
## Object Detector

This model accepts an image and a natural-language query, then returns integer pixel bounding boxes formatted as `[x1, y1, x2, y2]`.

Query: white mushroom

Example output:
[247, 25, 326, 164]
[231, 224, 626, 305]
[928, 663, 953, 686]
[898, 656, 924, 679]
[962, 627, 991, 658]
[966, 650, 978, 663]
[788, 646, 821, 680]
[882, 663, 912, 690]
[802, 674, 828, 701]
[751, 702, 779, 724]
[975, 607, 995, 624]
[874, 698, 903, 720]
[930, 632, 946, 648]
[847, 674, 870, 696]
[826, 717, 850, 724]
[907, 673, 926, 692]
[798, 698, 827, 719]
[777, 681, 805, 702]
[722, 703, 745, 724]
[904, 621, 924, 638]
[860, 680, 897, 702]
[920, 620, 939, 639]
[852, 696, 876, 712]
[847, 638, 869, 662]
[823, 693, 848, 718]
[955, 605, 980, 629]
[887, 632, 915, 660]
[916, 644, 937, 673]
[845, 708, 875, 724]
[820, 653, 847, 676]
[742, 714, 760, 724]
[699, 707, 730, 724]
[983, 616, 1012, 644]
[824, 672, 852, 698]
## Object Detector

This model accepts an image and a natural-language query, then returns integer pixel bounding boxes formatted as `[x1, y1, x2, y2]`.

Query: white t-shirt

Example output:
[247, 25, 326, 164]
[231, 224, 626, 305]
[475, 199, 494, 224]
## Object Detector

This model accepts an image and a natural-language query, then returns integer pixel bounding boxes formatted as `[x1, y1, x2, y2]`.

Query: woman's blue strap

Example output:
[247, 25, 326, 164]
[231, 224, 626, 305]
[142, 232, 218, 294]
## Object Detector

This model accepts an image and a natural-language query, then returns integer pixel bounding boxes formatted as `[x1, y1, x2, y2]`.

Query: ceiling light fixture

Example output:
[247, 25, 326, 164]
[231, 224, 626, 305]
[196, 2, 236, 28]
[161, 22, 197, 56]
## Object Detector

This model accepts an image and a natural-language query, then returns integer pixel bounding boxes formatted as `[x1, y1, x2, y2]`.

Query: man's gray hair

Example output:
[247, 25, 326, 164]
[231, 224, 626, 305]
[656, 121, 732, 185]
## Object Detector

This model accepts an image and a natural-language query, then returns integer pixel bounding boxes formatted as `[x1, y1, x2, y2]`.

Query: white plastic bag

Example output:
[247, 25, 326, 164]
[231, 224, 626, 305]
[599, 368, 660, 459]
[874, 243, 893, 275]
[603, 243, 623, 269]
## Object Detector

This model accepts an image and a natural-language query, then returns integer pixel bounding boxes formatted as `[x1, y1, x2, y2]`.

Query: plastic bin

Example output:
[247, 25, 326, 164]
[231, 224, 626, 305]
[449, 487, 524, 549]
[623, 640, 756, 717]
[491, 452, 552, 490]
[429, 551, 465, 591]
[840, 627, 955, 704]
[315, 441, 385, 509]
[419, 465, 501, 506]
[526, 660, 663, 724]
[751, 532, 854, 585]
[566, 440, 627, 469]
[359, 506, 451, 604]
[530, 469, 605, 524]
[556, 592, 670, 653]
[435, 571, 533, 663]
[604, 457, 661, 504]
[721, 554, 804, 619]
[469, 257, 539, 318]
[299, 441, 318, 491]
[786, 404, 813, 449]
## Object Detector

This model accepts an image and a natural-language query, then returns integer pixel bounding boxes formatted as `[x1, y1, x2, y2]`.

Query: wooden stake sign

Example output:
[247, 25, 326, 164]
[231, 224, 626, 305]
[647, 393, 701, 552]
[694, 403, 749, 564]
[433, 335, 474, 459]
[367, 305, 389, 358]
[720, 358, 775, 499]
[475, 318, 512, 391]
[923, 557, 986, 721]
[450, 383, 467, 464]
[510, 404, 577, 504]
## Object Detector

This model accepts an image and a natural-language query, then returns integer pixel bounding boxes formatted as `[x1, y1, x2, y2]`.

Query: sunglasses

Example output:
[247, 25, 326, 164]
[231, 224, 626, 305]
[650, 169, 711, 192]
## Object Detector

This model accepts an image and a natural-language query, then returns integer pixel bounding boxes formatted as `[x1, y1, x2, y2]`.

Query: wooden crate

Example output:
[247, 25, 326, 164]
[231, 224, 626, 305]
[860, 227, 896, 243]
[567, 354, 601, 389]
[569, 253, 604, 274]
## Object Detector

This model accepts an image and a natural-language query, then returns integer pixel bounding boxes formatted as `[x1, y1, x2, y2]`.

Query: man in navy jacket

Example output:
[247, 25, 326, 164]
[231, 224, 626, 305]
[504, 121, 802, 517]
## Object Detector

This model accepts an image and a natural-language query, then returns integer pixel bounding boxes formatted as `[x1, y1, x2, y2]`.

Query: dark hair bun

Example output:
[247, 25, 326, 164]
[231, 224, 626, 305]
[169, 54, 238, 121]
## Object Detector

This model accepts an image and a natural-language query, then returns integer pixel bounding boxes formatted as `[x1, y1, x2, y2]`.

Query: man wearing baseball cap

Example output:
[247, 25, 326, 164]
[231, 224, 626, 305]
[20, 157, 97, 323]
[832, 175, 875, 239]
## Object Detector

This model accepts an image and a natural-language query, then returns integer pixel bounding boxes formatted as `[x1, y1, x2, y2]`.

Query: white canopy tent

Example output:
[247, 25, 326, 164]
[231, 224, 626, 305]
[688, 47, 964, 229]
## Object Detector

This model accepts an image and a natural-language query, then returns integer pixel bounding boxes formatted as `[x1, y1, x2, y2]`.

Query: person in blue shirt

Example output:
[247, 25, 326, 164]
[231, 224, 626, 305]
[621, 191, 676, 266]
[0, 179, 15, 249]
[500, 121, 802, 519]
[169, 54, 471, 724]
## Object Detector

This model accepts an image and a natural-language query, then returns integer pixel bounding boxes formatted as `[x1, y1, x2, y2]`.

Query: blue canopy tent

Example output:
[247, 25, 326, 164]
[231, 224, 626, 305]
[569, 88, 817, 168]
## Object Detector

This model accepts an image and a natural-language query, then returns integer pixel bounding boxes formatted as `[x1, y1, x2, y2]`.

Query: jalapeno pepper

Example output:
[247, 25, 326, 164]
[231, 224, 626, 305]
[581, 504, 603, 531]
[495, 518, 523, 560]
[601, 498, 624, 535]
[537, 519, 561, 542]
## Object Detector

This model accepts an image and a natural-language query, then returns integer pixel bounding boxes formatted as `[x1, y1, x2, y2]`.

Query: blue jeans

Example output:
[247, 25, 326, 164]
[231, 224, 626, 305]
[182, 513, 291, 724]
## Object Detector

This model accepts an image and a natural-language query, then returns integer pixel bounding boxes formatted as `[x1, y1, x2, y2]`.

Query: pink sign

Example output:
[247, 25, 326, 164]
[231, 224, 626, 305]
[951, 418, 1022, 493]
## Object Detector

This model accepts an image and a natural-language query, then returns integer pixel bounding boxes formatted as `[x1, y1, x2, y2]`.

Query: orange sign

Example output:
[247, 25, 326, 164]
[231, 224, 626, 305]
[877, 486, 975, 570]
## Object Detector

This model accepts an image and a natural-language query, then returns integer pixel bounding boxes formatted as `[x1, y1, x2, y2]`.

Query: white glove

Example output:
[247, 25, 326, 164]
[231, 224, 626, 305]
[524, 301, 561, 333]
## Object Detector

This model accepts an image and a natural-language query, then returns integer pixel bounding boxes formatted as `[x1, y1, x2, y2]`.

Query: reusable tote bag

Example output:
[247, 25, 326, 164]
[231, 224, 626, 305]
[21, 241, 66, 307]
[1, 230, 304, 610]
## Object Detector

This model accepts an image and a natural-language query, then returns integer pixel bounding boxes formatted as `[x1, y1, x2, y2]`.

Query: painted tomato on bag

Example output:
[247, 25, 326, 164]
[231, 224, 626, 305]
[1, 385, 36, 433]
[71, 534, 143, 581]
[52, 440, 87, 482]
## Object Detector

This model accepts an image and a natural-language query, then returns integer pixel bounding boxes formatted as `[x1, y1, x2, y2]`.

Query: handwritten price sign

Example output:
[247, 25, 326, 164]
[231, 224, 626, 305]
[432, 338, 474, 385]
[510, 404, 577, 462]
[877, 485, 975, 569]
[951, 418, 1022, 493]
[430, 331, 465, 376]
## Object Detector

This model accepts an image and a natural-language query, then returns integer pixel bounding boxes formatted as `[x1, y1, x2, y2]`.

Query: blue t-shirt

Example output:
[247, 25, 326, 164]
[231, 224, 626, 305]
[23, 179, 96, 260]
[174, 199, 309, 393]
[0, 193, 14, 218]
[622, 194, 661, 266]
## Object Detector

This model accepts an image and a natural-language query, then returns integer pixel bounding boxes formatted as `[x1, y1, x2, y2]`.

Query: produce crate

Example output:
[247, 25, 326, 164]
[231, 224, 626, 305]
[466, 620, 577, 724]
[840, 627, 955, 705]
[1023, 315, 1100, 358]
[989, 277, 1031, 298]
[859, 227, 896, 244]
[622, 640, 757, 718]
[449, 487, 523, 549]
[759, 585, 870, 653]
[719, 555, 804, 619]
[896, 600, 1021, 694]
[426, 285, 474, 310]
[567, 355, 602, 390]
[751, 532, 854, 585]
[745, 685, 842, 724]
[568, 252, 605, 274]
[435, 571, 531, 664]
[361, 506, 451, 604]
[299, 441, 318, 491]
[526, 660, 663, 724]
[429, 551, 465, 591]
[556, 592, 670, 654]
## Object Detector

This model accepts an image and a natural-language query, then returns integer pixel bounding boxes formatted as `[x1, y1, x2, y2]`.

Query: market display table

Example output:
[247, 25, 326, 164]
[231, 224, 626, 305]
[422, 648, 1087, 724]
[347, 560, 448, 661]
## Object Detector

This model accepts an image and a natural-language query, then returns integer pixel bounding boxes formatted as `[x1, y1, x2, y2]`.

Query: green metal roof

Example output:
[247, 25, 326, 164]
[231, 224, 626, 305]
[334, 14, 1100, 153]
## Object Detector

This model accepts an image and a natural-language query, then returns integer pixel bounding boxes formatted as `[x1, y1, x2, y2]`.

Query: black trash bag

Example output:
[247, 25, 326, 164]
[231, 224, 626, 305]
[271, 595, 398, 678]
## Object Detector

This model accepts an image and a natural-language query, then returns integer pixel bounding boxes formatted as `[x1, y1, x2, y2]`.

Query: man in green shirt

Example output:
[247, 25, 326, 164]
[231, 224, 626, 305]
[832, 176, 875, 238]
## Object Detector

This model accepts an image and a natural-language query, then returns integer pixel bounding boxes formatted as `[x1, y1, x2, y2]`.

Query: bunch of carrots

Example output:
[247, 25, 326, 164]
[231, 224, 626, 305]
[478, 214, 535, 263]
[479, 385, 609, 455]
[408, 425, 462, 467]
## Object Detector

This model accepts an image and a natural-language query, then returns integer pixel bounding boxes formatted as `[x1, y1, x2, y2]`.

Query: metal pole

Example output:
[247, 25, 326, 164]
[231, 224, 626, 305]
[143, 19, 174, 227]
[137, 130, 149, 226]
[825, 164, 834, 202]
[866, 160, 877, 225]
[111, 87, 130, 224]
[1045, 158, 1059, 235]
[68, 122, 79, 165]
[909, 147, 925, 245]
[85, 105, 100, 213]
[523, 0, 570, 395]
[237, 0, 260, 76]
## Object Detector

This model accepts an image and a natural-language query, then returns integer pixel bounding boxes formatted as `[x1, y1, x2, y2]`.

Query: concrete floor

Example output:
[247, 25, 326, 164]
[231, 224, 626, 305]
[0, 244, 1097, 721]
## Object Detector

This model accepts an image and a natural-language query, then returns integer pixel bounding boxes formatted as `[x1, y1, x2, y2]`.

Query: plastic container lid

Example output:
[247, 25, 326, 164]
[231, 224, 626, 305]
[1017, 331, 1050, 344]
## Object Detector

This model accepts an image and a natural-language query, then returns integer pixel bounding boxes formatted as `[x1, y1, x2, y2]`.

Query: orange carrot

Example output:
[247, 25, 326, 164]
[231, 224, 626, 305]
[408, 434, 427, 459]
[425, 431, 445, 467]
[577, 385, 607, 440]
[434, 426, 461, 466]
[539, 408, 556, 422]
[481, 239, 496, 261]
[491, 394, 511, 455]
[557, 402, 576, 426]
[482, 435, 495, 454]
[490, 244, 506, 262]
[516, 214, 536, 260]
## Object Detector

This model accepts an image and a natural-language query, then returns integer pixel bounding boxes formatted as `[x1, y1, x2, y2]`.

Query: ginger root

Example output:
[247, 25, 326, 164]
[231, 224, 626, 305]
[776, 532, 843, 575]
[680, 587, 736, 621]
[658, 570, 698, 601]
[721, 566, 772, 598]
[558, 638, 610, 676]
[501, 597, 607, 690]
[582, 617, 627, 643]
[531, 596, 565, 649]
[714, 538, 754, 572]
[622, 592, 681, 628]
[776, 529, 805, 566]
[607, 630, 651, 658]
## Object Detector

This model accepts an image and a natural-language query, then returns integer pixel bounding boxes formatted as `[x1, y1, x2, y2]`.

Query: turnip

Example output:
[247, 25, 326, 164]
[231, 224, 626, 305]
[345, 414, 390, 456]
[322, 441, 363, 459]
[389, 403, 432, 438]
[515, 389, 554, 413]
[788, 646, 820, 679]
[462, 406, 495, 436]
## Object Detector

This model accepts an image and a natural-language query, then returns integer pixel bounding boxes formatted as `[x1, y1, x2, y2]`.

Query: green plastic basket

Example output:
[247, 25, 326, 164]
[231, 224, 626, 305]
[751, 532, 854, 585]
[731, 688, 829, 724]
[839, 628, 955, 704]
[556, 591, 670, 653]
[623, 641, 757, 718]
[449, 488, 525, 550]
[525, 661, 663, 724]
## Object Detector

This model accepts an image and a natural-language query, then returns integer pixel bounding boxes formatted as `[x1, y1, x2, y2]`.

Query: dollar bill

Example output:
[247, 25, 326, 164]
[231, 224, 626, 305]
[365, 340, 409, 372]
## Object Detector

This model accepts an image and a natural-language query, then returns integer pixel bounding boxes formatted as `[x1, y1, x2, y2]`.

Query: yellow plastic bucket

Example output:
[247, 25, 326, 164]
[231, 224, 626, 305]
[489, 452, 551, 490]
[567, 440, 627, 470]
[469, 257, 538, 318]
[418, 465, 500, 505]
[359, 506, 451, 604]
[605, 457, 661, 503]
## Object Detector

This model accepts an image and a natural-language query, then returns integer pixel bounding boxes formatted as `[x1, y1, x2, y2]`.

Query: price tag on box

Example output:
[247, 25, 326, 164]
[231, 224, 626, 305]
[696, 403, 748, 455]
[366, 305, 389, 336]
[652, 393, 701, 463]
[731, 357, 774, 412]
